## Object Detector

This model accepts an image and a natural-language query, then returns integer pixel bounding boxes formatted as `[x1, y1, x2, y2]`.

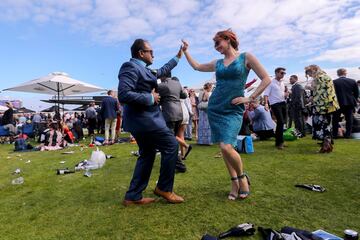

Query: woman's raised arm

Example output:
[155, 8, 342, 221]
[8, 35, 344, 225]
[182, 40, 216, 72]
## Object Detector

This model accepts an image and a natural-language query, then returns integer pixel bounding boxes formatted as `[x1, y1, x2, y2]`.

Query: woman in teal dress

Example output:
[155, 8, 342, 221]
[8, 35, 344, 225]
[182, 30, 271, 200]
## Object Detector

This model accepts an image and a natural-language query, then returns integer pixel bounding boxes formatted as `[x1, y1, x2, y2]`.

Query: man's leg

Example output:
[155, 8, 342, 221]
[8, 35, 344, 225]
[332, 110, 341, 138]
[90, 118, 96, 135]
[293, 107, 305, 136]
[152, 128, 179, 192]
[124, 132, 156, 201]
[104, 118, 110, 141]
[110, 118, 117, 142]
[271, 102, 285, 147]
[343, 106, 354, 138]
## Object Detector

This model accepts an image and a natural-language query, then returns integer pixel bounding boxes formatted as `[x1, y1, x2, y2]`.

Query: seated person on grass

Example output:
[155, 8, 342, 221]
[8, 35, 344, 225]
[248, 99, 275, 140]
[39, 121, 65, 151]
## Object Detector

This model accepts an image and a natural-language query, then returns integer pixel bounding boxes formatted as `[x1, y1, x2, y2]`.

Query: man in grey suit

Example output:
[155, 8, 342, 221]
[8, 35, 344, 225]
[289, 75, 306, 137]
[158, 74, 188, 172]
[118, 39, 184, 206]
[332, 68, 359, 138]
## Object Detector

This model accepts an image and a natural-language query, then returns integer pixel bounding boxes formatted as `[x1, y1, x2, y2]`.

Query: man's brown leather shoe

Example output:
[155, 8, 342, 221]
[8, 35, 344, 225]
[154, 187, 184, 204]
[122, 197, 156, 206]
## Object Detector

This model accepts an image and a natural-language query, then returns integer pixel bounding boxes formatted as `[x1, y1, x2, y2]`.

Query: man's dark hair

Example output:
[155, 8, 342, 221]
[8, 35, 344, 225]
[131, 39, 147, 58]
[275, 67, 286, 73]
[336, 68, 346, 77]
[107, 90, 113, 95]
[290, 75, 298, 80]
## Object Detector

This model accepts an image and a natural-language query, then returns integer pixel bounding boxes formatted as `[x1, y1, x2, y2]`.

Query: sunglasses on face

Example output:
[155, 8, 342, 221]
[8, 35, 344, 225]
[141, 49, 153, 55]
[214, 40, 221, 47]
[279, 72, 286, 75]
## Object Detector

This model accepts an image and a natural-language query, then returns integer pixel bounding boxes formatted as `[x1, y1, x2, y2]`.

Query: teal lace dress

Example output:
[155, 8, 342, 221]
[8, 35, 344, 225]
[207, 52, 249, 146]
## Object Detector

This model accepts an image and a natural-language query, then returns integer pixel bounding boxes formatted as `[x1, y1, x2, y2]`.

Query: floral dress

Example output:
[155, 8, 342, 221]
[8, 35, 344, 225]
[311, 72, 339, 140]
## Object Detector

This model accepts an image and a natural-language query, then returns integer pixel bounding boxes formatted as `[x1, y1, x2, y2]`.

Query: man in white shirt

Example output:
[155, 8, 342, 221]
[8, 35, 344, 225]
[263, 67, 287, 149]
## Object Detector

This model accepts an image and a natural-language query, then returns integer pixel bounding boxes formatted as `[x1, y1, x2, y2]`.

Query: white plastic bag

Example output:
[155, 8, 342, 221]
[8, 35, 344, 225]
[89, 147, 106, 168]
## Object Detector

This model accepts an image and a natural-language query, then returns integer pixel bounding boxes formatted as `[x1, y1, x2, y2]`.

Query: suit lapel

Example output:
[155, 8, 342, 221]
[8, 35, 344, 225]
[130, 59, 157, 80]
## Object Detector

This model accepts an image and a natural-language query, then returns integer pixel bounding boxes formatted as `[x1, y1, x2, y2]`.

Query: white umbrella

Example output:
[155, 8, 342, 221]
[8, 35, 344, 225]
[3, 72, 105, 113]
[3, 72, 105, 96]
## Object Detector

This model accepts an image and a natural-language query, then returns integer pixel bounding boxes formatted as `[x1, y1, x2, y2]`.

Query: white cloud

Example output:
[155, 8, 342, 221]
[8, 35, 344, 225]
[0, 0, 359, 65]
[309, 45, 360, 62]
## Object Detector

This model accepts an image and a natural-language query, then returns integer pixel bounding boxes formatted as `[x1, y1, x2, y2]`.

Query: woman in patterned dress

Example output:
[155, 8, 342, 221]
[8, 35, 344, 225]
[305, 65, 339, 153]
[197, 83, 213, 145]
[181, 30, 271, 200]
[189, 89, 199, 140]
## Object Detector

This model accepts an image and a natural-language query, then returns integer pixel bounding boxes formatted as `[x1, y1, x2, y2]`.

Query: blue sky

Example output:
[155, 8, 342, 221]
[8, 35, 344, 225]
[0, 0, 359, 111]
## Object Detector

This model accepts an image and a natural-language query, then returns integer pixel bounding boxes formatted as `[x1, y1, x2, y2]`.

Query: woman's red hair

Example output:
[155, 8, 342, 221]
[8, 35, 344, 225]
[213, 29, 239, 50]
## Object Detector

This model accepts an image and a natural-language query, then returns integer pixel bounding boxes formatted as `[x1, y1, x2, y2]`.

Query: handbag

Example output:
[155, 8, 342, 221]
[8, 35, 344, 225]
[197, 91, 209, 110]
[236, 135, 254, 154]
[197, 101, 208, 110]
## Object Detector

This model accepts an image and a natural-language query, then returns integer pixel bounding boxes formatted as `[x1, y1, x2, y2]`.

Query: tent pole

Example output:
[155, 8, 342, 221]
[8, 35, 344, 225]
[57, 82, 60, 120]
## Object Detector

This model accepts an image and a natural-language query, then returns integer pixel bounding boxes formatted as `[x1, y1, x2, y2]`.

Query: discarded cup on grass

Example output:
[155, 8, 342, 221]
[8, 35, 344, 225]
[84, 169, 92, 177]
[12, 177, 24, 185]
[13, 168, 21, 174]
[26, 160, 31, 164]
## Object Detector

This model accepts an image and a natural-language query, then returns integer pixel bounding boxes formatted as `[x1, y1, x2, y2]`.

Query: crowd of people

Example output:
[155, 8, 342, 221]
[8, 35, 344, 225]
[0, 89, 123, 149]
[1, 29, 359, 206]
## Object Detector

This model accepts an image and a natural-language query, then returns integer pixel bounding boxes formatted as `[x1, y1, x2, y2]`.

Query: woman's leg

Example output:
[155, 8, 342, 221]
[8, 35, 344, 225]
[176, 124, 189, 158]
[219, 143, 249, 198]
[193, 119, 198, 140]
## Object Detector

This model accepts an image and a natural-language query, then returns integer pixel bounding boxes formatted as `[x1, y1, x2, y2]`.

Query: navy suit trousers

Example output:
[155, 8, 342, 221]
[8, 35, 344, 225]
[332, 105, 354, 138]
[124, 127, 178, 201]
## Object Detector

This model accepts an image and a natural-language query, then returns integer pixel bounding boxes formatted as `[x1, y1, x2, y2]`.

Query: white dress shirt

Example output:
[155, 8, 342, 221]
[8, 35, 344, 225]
[263, 78, 285, 105]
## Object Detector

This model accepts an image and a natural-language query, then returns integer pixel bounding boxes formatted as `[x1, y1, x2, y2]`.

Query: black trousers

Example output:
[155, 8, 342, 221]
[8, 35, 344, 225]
[87, 118, 97, 135]
[125, 128, 178, 201]
[291, 107, 306, 136]
[254, 129, 275, 140]
[332, 106, 354, 138]
[270, 102, 286, 146]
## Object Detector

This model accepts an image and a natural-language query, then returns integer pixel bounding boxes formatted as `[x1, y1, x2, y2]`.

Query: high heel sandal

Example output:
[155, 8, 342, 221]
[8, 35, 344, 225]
[238, 173, 250, 199]
[228, 176, 239, 201]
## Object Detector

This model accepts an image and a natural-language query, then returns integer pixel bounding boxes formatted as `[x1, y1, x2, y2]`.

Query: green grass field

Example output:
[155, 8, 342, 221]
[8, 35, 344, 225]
[0, 136, 359, 240]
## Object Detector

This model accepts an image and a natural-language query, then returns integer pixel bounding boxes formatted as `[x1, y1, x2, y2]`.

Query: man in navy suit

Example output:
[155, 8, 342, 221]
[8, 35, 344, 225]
[332, 68, 359, 138]
[118, 39, 184, 206]
[100, 90, 119, 145]
[289, 75, 306, 137]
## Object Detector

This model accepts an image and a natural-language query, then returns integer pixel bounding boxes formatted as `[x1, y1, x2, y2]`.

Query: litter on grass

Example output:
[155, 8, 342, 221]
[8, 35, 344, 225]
[12, 177, 24, 185]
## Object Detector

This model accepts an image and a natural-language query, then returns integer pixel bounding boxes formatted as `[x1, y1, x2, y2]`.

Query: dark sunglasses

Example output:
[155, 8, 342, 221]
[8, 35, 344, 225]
[279, 72, 286, 75]
[141, 49, 153, 55]
[214, 40, 221, 47]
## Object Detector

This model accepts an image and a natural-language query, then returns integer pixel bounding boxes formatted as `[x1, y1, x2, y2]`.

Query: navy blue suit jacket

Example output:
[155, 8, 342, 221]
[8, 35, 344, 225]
[333, 77, 359, 108]
[117, 58, 178, 133]
[101, 96, 119, 119]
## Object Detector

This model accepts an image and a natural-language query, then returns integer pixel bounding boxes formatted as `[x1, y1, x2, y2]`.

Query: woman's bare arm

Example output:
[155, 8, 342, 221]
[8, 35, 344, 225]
[182, 40, 216, 72]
